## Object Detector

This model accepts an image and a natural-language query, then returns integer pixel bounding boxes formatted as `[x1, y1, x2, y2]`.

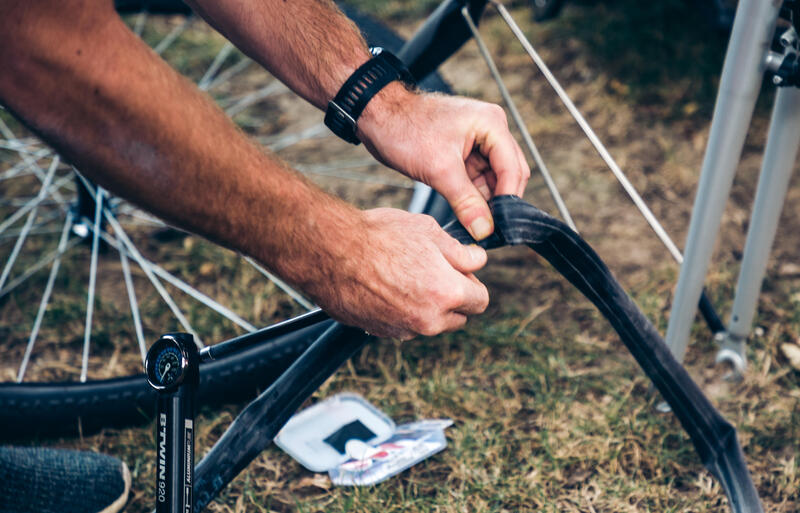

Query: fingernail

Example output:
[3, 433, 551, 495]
[469, 217, 492, 240]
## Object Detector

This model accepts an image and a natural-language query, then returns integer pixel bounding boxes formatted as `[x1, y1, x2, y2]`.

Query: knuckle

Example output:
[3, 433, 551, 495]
[419, 323, 440, 337]
[488, 104, 507, 125]
[422, 214, 439, 230]
[437, 287, 463, 313]
[452, 193, 484, 215]
[430, 285, 454, 308]
[479, 287, 490, 312]
[413, 314, 441, 337]
[422, 216, 443, 237]
[408, 311, 430, 334]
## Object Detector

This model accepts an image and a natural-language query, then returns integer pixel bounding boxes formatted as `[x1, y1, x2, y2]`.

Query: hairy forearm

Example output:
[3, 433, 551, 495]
[0, 1, 360, 290]
[186, 0, 371, 109]
[0, 0, 507, 337]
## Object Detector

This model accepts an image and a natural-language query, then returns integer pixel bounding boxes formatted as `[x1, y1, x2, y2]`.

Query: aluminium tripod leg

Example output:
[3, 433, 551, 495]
[664, 0, 781, 363]
[718, 86, 800, 374]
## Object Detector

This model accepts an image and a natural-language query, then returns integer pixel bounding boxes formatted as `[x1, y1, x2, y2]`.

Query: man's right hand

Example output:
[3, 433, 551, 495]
[299, 208, 490, 340]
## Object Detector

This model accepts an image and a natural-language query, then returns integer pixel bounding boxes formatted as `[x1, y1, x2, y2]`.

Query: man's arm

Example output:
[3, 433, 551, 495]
[187, 0, 531, 240]
[0, 0, 488, 339]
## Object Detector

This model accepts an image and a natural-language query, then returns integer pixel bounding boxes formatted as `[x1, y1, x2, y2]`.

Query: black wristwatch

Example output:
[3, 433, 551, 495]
[324, 47, 415, 145]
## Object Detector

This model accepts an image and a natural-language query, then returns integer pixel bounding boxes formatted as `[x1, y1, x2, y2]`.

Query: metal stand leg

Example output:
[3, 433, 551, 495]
[717, 86, 800, 374]
[664, 0, 781, 363]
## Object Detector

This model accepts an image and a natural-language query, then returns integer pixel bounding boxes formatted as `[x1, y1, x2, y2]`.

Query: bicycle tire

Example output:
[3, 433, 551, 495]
[0, 3, 452, 438]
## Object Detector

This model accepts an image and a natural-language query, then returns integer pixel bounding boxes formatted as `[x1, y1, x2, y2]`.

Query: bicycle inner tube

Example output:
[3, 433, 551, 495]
[190, 195, 761, 513]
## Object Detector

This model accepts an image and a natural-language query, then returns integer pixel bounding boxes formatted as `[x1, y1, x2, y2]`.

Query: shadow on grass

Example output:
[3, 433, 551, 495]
[348, 0, 736, 117]
[551, 0, 730, 115]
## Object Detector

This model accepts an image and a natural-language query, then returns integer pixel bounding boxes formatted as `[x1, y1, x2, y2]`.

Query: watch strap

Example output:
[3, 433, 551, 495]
[324, 48, 415, 144]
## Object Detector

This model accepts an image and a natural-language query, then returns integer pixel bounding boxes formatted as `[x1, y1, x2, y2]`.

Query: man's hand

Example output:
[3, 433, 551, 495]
[185, 0, 530, 240]
[282, 207, 489, 340]
[358, 84, 530, 241]
[0, 0, 500, 339]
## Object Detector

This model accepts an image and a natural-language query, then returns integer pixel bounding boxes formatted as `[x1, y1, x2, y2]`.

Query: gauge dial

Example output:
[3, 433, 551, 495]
[154, 346, 183, 386]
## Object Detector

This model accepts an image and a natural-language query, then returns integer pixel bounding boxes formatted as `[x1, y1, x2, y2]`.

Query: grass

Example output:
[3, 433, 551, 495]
[56, 295, 799, 512]
[1, 1, 799, 512]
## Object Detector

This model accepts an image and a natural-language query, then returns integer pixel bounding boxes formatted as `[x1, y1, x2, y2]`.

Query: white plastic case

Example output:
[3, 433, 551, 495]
[274, 392, 395, 472]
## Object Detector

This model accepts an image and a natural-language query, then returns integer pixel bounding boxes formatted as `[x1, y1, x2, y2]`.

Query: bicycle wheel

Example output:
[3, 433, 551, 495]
[0, 2, 452, 437]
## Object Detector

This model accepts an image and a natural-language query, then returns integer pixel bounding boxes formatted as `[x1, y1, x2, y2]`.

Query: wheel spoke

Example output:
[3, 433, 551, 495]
[0, 237, 82, 299]
[0, 118, 52, 185]
[0, 139, 47, 156]
[198, 42, 235, 90]
[0, 196, 63, 208]
[115, 204, 167, 227]
[0, 173, 75, 236]
[17, 214, 74, 382]
[294, 160, 414, 188]
[0, 209, 64, 243]
[95, 225, 257, 335]
[119, 242, 147, 364]
[152, 15, 193, 55]
[0, 150, 50, 181]
[149, 264, 257, 332]
[133, 10, 148, 36]
[259, 123, 329, 151]
[80, 186, 104, 383]
[0, 158, 58, 292]
[491, 0, 685, 263]
[107, 210, 204, 347]
[223, 81, 285, 116]
[0, 117, 24, 144]
[0, 149, 51, 181]
[461, 6, 577, 232]
[75, 172, 203, 347]
[206, 57, 252, 91]
[0, 224, 64, 243]
[243, 256, 314, 311]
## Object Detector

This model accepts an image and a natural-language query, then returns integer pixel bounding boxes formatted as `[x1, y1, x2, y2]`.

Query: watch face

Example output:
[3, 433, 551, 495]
[154, 346, 183, 386]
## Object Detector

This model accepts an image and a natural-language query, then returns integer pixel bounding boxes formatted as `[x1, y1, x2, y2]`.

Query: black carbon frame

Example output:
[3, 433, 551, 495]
[179, 196, 760, 513]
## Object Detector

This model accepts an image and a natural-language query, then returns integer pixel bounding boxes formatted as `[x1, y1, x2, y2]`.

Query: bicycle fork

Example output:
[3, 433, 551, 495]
[146, 333, 200, 513]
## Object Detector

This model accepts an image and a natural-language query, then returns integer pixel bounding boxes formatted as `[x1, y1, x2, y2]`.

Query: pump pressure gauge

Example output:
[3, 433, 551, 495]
[146, 334, 195, 391]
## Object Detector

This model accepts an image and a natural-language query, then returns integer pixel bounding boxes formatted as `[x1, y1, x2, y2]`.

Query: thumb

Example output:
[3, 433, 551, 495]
[437, 232, 488, 274]
[436, 164, 494, 241]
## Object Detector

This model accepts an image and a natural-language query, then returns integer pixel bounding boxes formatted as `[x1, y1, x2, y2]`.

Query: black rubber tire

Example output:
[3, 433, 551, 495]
[0, 322, 332, 438]
[0, 2, 452, 438]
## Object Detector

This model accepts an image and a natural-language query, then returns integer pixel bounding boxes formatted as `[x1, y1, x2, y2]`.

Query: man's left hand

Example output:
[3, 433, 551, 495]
[358, 84, 530, 241]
